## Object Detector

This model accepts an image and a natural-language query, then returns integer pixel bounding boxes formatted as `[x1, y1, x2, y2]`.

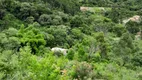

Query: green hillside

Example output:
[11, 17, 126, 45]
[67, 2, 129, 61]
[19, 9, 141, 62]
[0, 0, 142, 80]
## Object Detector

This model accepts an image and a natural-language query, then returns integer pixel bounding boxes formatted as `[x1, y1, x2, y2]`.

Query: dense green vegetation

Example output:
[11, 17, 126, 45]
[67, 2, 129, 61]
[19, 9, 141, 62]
[0, 0, 142, 80]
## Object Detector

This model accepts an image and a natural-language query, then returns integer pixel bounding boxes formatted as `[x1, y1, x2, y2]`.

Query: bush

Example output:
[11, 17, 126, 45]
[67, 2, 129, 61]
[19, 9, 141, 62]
[64, 61, 96, 80]
[38, 14, 52, 26]
[66, 48, 75, 60]
[18, 25, 46, 54]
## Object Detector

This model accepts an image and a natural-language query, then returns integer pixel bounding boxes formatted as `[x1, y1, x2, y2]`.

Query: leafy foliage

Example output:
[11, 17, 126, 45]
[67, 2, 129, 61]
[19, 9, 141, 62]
[18, 25, 46, 54]
[0, 0, 142, 80]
